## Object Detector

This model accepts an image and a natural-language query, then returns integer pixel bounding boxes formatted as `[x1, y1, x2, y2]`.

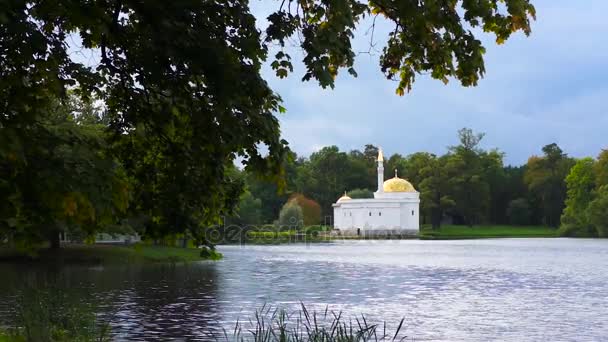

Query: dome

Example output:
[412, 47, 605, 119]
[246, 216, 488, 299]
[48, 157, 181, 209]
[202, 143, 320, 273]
[383, 176, 416, 192]
[337, 192, 352, 203]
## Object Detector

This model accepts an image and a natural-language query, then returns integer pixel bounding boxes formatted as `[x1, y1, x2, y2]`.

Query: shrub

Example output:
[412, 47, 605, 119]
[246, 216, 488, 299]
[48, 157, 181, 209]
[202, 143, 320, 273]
[288, 194, 321, 226]
[278, 201, 304, 230]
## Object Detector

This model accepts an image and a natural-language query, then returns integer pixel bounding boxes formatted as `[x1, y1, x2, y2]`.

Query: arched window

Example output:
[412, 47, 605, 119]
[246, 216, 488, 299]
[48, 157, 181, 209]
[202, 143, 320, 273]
[349, 212, 352, 216]
[412, 210, 415, 216]
[369, 212, 372, 216]
[379, 212, 382, 216]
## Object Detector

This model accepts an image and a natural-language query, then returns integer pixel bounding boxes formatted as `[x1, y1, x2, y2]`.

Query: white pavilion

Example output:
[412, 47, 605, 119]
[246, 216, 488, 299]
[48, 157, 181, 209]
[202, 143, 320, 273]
[332, 149, 420, 236]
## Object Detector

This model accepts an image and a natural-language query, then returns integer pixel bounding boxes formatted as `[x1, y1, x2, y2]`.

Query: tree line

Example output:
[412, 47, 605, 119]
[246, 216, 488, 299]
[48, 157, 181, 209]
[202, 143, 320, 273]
[235, 128, 608, 237]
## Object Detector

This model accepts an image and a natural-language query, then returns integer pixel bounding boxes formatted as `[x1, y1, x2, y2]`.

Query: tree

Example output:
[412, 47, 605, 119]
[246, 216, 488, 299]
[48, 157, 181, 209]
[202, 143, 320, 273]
[278, 202, 304, 230]
[419, 155, 454, 229]
[229, 191, 262, 226]
[595, 150, 608, 187]
[1, 0, 536, 246]
[446, 128, 492, 226]
[561, 158, 596, 229]
[507, 198, 531, 226]
[524, 144, 575, 227]
[288, 193, 321, 226]
[587, 186, 608, 237]
[347, 189, 374, 199]
[0, 99, 129, 249]
[265, 0, 535, 94]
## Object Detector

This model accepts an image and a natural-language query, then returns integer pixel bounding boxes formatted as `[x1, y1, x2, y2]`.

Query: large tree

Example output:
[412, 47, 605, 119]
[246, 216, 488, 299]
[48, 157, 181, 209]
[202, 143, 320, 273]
[524, 144, 575, 227]
[1, 0, 536, 244]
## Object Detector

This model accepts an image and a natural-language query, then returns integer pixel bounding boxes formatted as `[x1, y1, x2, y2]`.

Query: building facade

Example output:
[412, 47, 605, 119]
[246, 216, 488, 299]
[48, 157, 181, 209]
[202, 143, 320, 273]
[332, 149, 420, 235]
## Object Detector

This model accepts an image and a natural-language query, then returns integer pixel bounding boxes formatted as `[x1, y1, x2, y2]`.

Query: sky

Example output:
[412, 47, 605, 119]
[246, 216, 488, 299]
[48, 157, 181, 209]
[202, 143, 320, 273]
[250, 0, 608, 166]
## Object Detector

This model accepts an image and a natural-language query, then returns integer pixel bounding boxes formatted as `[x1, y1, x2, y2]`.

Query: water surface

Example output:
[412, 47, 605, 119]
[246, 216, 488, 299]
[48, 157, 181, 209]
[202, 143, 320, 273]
[1, 239, 607, 341]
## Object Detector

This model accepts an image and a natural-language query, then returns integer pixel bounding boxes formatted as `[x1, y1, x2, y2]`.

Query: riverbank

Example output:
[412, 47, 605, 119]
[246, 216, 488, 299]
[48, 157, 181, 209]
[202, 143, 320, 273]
[0, 244, 221, 264]
[420, 225, 557, 239]
[230, 225, 557, 244]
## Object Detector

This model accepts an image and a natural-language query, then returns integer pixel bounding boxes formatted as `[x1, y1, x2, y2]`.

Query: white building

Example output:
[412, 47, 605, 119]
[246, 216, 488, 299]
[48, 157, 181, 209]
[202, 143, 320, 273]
[332, 149, 420, 236]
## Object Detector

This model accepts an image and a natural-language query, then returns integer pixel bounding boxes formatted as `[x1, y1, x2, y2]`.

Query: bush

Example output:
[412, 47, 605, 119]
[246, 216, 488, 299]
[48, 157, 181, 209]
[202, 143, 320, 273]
[288, 193, 321, 226]
[199, 247, 223, 260]
[278, 202, 304, 230]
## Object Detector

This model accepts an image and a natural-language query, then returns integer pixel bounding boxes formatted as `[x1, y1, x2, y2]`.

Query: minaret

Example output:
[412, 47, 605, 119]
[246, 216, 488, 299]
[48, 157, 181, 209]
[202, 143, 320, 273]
[377, 148, 384, 193]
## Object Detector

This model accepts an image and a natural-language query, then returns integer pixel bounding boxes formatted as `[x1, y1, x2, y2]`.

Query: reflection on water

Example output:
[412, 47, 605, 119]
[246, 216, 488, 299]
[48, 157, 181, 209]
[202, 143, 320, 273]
[1, 239, 608, 341]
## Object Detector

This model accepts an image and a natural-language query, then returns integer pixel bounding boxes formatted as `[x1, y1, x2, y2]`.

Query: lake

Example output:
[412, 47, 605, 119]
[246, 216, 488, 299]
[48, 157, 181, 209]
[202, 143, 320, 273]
[1, 239, 607, 341]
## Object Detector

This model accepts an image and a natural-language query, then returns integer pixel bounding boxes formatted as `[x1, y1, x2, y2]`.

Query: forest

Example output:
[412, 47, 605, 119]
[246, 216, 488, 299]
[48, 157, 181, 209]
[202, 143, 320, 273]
[234, 128, 608, 238]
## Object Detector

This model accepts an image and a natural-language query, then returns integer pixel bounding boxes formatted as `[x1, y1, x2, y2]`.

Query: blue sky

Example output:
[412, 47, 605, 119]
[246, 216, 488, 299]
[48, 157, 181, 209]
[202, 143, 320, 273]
[251, 0, 608, 166]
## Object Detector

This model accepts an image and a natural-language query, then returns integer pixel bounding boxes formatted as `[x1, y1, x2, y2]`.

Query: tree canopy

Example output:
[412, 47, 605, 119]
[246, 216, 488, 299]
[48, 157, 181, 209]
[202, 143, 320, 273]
[1, 0, 536, 247]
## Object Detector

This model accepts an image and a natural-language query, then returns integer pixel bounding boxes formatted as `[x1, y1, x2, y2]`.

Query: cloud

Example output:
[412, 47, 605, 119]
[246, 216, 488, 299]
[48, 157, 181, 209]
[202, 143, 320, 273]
[251, 0, 608, 165]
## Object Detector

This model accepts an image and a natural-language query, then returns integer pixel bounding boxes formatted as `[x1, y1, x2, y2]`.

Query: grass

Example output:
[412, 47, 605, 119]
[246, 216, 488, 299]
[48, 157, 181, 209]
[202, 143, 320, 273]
[0, 286, 112, 342]
[220, 303, 407, 341]
[0, 244, 222, 264]
[420, 224, 557, 239]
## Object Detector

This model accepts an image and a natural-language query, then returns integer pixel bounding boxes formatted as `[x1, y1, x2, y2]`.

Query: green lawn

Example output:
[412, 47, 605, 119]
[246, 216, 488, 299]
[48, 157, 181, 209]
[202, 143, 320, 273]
[0, 244, 221, 264]
[420, 225, 557, 239]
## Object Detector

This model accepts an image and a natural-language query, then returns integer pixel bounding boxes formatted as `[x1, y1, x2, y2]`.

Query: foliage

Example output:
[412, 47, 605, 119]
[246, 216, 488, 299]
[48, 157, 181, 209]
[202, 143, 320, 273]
[0, 97, 129, 249]
[524, 144, 575, 227]
[507, 198, 531, 226]
[265, 0, 535, 95]
[288, 193, 322, 226]
[229, 191, 262, 226]
[347, 188, 374, 199]
[557, 150, 608, 237]
[7, 287, 111, 342]
[1, 0, 535, 250]
[560, 158, 596, 229]
[419, 155, 454, 229]
[587, 186, 608, 237]
[278, 202, 304, 230]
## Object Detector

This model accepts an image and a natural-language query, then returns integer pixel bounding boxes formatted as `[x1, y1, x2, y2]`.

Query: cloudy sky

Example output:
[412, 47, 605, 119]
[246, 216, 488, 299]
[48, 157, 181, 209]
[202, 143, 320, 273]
[250, 0, 608, 166]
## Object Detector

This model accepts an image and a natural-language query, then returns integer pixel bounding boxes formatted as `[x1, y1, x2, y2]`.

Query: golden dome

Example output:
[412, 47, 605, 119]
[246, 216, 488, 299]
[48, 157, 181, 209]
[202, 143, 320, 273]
[383, 177, 416, 192]
[337, 191, 352, 202]
[383, 170, 416, 192]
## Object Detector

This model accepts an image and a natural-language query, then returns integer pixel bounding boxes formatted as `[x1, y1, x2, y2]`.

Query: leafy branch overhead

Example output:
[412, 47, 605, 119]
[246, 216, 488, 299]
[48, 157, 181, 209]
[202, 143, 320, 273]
[266, 0, 535, 94]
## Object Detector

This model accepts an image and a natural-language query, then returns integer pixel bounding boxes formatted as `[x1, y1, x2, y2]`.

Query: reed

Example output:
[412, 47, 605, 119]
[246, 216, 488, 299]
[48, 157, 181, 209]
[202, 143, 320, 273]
[218, 303, 407, 342]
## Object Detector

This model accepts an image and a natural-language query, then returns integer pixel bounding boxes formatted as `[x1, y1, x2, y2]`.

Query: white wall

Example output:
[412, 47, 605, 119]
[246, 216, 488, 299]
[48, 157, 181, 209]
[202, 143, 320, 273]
[333, 197, 420, 231]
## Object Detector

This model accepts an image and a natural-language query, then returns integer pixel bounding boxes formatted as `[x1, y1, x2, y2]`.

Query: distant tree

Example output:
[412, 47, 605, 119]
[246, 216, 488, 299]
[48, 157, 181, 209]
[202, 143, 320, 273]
[561, 158, 596, 228]
[507, 198, 531, 226]
[403, 152, 435, 189]
[386, 154, 407, 181]
[229, 191, 262, 226]
[288, 194, 321, 226]
[347, 189, 374, 199]
[278, 202, 304, 230]
[446, 128, 492, 226]
[419, 155, 455, 229]
[525, 144, 575, 227]
[587, 186, 608, 237]
[595, 150, 608, 187]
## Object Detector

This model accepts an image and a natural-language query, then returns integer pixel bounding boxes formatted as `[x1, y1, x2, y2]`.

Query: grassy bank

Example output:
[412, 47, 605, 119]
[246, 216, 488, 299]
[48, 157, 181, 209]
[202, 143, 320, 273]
[420, 225, 557, 239]
[0, 244, 221, 264]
